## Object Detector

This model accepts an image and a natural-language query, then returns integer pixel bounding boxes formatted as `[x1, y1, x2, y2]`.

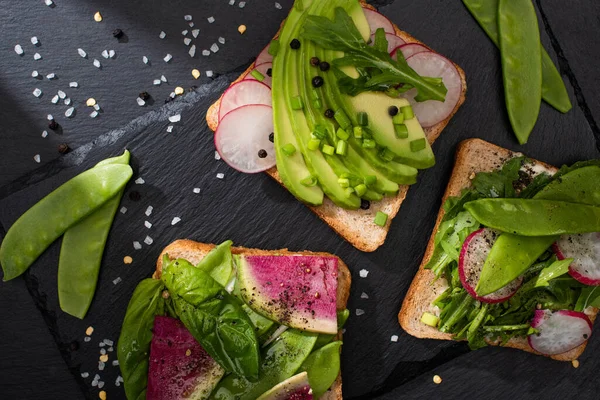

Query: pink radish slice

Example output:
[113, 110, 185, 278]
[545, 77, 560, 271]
[369, 33, 406, 54]
[255, 44, 273, 66]
[391, 43, 430, 60]
[528, 309, 592, 355]
[218, 80, 272, 122]
[554, 233, 600, 285]
[215, 104, 276, 173]
[362, 8, 395, 36]
[403, 52, 462, 128]
[459, 228, 523, 303]
[243, 62, 273, 88]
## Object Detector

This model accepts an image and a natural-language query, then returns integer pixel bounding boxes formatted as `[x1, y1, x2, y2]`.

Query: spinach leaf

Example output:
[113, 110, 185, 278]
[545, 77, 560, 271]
[301, 7, 447, 102]
[117, 278, 165, 400]
[162, 258, 260, 381]
[197, 240, 234, 286]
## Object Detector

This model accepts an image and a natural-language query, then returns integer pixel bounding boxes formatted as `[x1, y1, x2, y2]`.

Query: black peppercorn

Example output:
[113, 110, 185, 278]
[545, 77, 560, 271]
[388, 106, 399, 116]
[310, 57, 320, 67]
[58, 143, 70, 154]
[139, 91, 150, 101]
[311, 76, 324, 88]
[324, 109, 335, 119]
[360, 199, 371, 210]
[128, 191, 142, 202]
[290, 39, 301, 49]
[112, 29, 124, 39]
[266, 68, 273, 77]
[48, 120, 59, 130]
[269, 132, 274, 143]
[319, 61, 330, 71]
[258, 149, 268, 158]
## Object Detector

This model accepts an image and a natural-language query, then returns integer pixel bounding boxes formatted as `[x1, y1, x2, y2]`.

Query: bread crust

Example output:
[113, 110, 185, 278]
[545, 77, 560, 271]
[155, 239, 350, 398]
[206, 1, 467, 252]
[398, 138, 598, 361]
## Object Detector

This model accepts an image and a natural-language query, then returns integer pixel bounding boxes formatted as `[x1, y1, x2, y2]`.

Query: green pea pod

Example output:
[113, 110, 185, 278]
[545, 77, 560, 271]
[313, 309, 350, 350]
[498, 0, 542, 144]
[196, 240, 234, 286]
[117, 278, 165, 400]
[300, 341, 342, 399]
[211, 329, 318, 400]
[465, 199, 600, 236]
[58, 150, 131, 319]
[0, 164, 133, 281]
[462, 0, 572, 113]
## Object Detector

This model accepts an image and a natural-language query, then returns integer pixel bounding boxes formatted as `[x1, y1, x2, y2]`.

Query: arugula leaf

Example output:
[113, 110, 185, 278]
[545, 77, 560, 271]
[534, 258, 573, 288]
[575, 286, 600, 311]
[471, 156, 525, 198]
[301, 7, 447, 102]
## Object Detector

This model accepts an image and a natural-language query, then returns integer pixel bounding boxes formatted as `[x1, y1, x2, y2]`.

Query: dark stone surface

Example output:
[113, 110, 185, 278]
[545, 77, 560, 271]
[0, 1, 599, 399]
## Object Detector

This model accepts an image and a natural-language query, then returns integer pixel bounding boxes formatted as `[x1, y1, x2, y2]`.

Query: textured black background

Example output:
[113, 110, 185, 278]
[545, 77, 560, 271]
[1, 0, 599, 399]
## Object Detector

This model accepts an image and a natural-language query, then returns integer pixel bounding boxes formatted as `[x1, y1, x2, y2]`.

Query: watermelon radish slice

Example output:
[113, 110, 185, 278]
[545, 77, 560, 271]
[528, 309, 592, 355]
[369, 33, 406, 54]
[362, 8, 395, 36]
[215, 104, 276, 173]
[403, 52, 463, 127]
[147, 316, 224, 400]
[256, 372, 313, 400]
[256, 44, 274, 66]
[243, 62, 273, 87]
[459, 228, 523, 303]
[554, 233, 600, 285]
[218, 80, 272, 122]
[237, 255, 338, 334]
[391, 43, 430, 60]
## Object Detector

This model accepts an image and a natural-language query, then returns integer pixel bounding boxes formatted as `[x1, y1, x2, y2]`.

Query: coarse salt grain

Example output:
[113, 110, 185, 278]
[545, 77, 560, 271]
[34, 53, 42, 60]
[163, 53, 172, 63]
[64, 98, 71, 105]
[31, 36, 40, 45]
[33, 154, 41, 163]
[112, 360, 119, 366]
[45, 0, 54, 6]
[170, 92, 176, 98]
[32, 70, 39, 78]
[90, 111, 99, 118]
[184, 14, 192, 21]
[169, 114, 181, 123]
[33, 88, 42, 97]
[46, 73, 56, 80]
[181, 30, 188, 36]
[218, 37, 225, 44]
[184, 38, 192, 46]
[144, 236, 153, 245]
[78, 48, 87, 58]
[109, 50, 115, 58]
[171, 217, 181, 225]
[275, 2, 282, 9]
[100, 349, 107, 356]
[65, 107, 75, 118]
[192, 69, 200, 79]
[101, 50, 109, 59]
[123, 256, 133, 264]
[192, 29, 200, 38]
[229, 0, 235, 5]
[239, 1, 246, 7]
[202, 50, 210, 56]
[189, 22, 194, 27]
[166, 125, 173, 133]
[99, 342, 105, 348]
[161, 75, 167, 82]
[113, 277, 122, 285]
[143, 56, 149, 64]
[153, 79, 161, 85]
[210, 43, 219, 53]
[193, 188, 201, 194]
[41, 130, 48, 138]
[206, 70, 214, 78]
[84, 336, 91, 342]
[91, 380, 98, 387]
[159, 31, 166, 39]
[97, 381, 105, 389]
[120, 207, 127, 214]
[356, 309, 365, 316]
[145, 205, 153, 215]
[189, 45, 196, 57]
[51, 95, 59, 104]
[93, 104, 100, 111]
[133, 241, 142, 250]
[135, 177, 145, 184]
[391, 335, 399, 342]
[136, 97, 146, 106]
[216, 173, 225, 180]
[361, 292, 369, 299]
[14, 44, 24, 55]
[214, 151, 221, 160]
[81, 372, 89, 378]
[359, 269, 369, 278]
[207, 16, 215, 23]
[69, 82, 78, 88]
[93, 59, 101, 68]
[47, 114, 54, 120]
[58, 90, 66, 99]
[144, 220, 152, 229]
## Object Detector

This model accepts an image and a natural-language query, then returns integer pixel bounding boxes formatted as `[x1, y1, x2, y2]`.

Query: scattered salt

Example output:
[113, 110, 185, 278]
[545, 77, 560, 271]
[202, 50, 210, 56]
[97, 381, 105, 388]
[218, 37, 225, 44]
[210, 43, 219, 53]
[93, 104, 100, 111]
[206, 70, 214, 78]
[192, 29, 199, 38]
[41, 130, 48, 138]
[184, 15, 192, 21]
[136, 177, 145, 184]
[104, 339, 114, 346]
[91, 380, 98, 387]
[145, 205, 153, 215]
[181, 30, 188, 36]
[69, 81, 78, 88]
[99, 342, 105, 347]
[229, 0, 235, 5]
[109, 50, 115, 58]
[159, 31, 166, 39]
[100, 348, 106, 355]
[391, 335, 399, 342]
[32, 70, 39, 78]
[81, 372, 89, 378]
[163, 53, 172, 63]
[216, 173, 225, 180]
[108, 347, 113, 352]
[90, 111, 99, 118]
[65, 107, 75, 118]
[275, 2, 282, 9]
[51, 95, 59, 104]
[356, 309, 365, 316]
[161, 75, 167, 82]
[144, 221, 152, 229]
[112, 277, 122, 285]
[361, 292, 369, 299]
[133, 241, 142, 250]
[101, 49, 109, 59]
[166, 125, 173, 133]
[188, 45, 196, 57]
[45, 0, 54, 6]
[84, 337, 91, 342]
[136, 97, 146, 106]
[93, 59, 101, 68]
[64, 98, 71, 105]
[207, 16, 215, 23]
[46, 73, 56, 80]
[239, 2, 246, 8]
[215, 151, 221, 160]
[33, 154, 41, 163]
[58, 90, 66, 99]
[193, 188, 201, 194]
[189, 22, 194, 27]
[184, 38, 192, 46]
[78, 48, 87, 58]
[171, 217, 181, 225]
[169, 92, 176, 98]
[144, 236, 153, 245]
[143, 56, 149, 64]
[120, 207, 127, 214]
[169, 114, 181, 123]
[33, 52, 42, 60]
[112, 360, 119, 366]
[359, 269, 369, 278]
[153, 79, 161, 86]
[47, 114, 54, 120]
[94, 374, 100, 381]
[33, 88, 42, 97]
[31, 36, 40, 45]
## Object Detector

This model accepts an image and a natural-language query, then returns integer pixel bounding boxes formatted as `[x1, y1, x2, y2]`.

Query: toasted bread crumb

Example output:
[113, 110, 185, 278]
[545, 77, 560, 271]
[433, 375, 442, 384]
[572, 359, 580, 368]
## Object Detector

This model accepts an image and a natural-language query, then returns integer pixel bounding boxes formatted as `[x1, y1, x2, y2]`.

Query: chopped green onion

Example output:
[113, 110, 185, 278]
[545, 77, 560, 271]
[420, 312, 439, 327]
[282, 143, 297, 156]
[311, 88, 321, 100]
[344, 187, 354, 198]
[362, 139, 376, 149]
[338, 178, 350, 188]
[357, 112, 368, 126]
[353, 126, 363, 139]
[313, 99, 323, 109]
[394, 124, 409, 139]
[354, 184, 367, 197]
[401, 105, 414, 120]
[334, 109, 352, 130]
[322, 144, 334, 155]
[312, 125, 327, 140]
[364, 175, 377, 186]
[374, 211, 388, 227]
[336, 140, 347, 156]
[250, 69, 265, 82]
[392, 113, 405, 125]
[336, 128, 349, 141]
[410, 138, 426, 152]
[300, 175, 317, 187]
[379, 148, 395, 162]
[291, 96, 304, 110]
[308, 138, 321, 151]
[268, 40, 280, 56]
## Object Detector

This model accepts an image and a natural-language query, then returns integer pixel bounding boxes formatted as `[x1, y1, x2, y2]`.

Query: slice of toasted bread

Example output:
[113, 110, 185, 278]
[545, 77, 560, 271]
[206, 1, 467, 252]
[398, 138, 598, 361]
[155, 239, 351, 399]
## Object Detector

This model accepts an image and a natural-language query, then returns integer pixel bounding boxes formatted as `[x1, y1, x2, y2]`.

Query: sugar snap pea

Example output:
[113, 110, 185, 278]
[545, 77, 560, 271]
[0, 164, 133, 281]
[300, 340, 342, 399]
[463, 0, 572, 113]
[498, 0, 542, 144]
[58, 150, 131, 319]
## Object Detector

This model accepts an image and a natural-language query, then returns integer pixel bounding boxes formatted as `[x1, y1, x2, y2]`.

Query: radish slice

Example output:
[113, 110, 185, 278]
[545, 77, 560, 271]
[255, 44, 273, 66]
[459, 228, 523, 303]
[554, 233, 600, 285]
[391, 43, 430, 60]
[369, 33, 406, 54]
[215, 104, 276, 173]
[403, 52, 462, 128]
[528, 309, 592, 355]
[243, 62, 273, 88]
[218, 80, 272, 122]
[362, 8, 395, 36]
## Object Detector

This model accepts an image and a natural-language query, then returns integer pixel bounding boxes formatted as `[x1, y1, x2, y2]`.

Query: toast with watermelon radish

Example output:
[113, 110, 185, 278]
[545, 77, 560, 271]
[399, 139, 600, 361]
[206, 0, 466, 252]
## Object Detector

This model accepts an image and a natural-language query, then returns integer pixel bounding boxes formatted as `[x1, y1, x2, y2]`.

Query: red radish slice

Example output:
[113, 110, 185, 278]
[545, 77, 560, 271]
[554, 233, 600, 285]
[218, 80, 272, 121]
[256, 44, 273, 66]
[362, 8, 395, 36]
[243, 62, 273, 88]
[403, 52, 462, 128]
[528, 309, 592, 355]
[215, 104, 276, 173]
[391, 43, 430, 60]
[369, 33, 406, 54]
[459, 228, 523, 303]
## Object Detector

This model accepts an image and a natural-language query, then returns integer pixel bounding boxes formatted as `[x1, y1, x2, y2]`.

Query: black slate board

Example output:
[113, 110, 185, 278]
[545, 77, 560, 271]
[1, 0, 600, 399]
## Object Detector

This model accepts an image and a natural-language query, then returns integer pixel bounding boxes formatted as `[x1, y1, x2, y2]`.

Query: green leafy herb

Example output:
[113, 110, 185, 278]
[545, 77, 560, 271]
[575, 286, 600, 311]
[534, 258, 573, 288]
[301, 7, 447, 102]
[195, 240, 234, 286]
[471, 156, 524, 198]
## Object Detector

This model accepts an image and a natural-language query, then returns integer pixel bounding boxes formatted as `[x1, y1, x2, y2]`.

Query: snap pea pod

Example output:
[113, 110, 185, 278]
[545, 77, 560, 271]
[0, 164, 133, 281]
[465, 199, 600, 236]
[498, 0, 542, 144]
[462, 0, 572, 113]
[58, 150, 131, 319]
[300, 340, 342, 399]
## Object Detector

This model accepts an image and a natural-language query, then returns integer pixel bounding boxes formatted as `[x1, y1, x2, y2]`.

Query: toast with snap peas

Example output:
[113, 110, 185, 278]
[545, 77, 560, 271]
[206, 0, 467, 252]
[399, 138, 599, 361]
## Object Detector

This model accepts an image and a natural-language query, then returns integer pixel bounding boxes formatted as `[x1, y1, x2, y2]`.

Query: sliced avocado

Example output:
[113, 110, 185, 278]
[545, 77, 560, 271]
[273, 0, 323, 206]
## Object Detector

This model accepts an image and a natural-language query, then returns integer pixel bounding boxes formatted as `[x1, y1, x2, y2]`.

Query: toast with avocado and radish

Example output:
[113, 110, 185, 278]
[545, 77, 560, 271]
[118, 239, 351, 400]
[207, 0, 466, 252]
[399, 138, 600, 361]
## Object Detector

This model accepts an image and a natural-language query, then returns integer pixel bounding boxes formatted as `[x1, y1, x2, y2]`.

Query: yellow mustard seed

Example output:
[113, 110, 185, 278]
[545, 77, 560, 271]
[86, 326, 94, 336]
[238, 25, 247, 34]
[175, 86, 185, 95]
[572, 360, 580, 368]
[94, 12, 103, 22]
[123, 256, 133, 264]
[191, 69, 201, 79]
[86, 98, 97, 107]
[100, 354, 109, 362]
[433, 375, 442, 384]
[185, 349, 191, 356]
[99, 390, 107, 400]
